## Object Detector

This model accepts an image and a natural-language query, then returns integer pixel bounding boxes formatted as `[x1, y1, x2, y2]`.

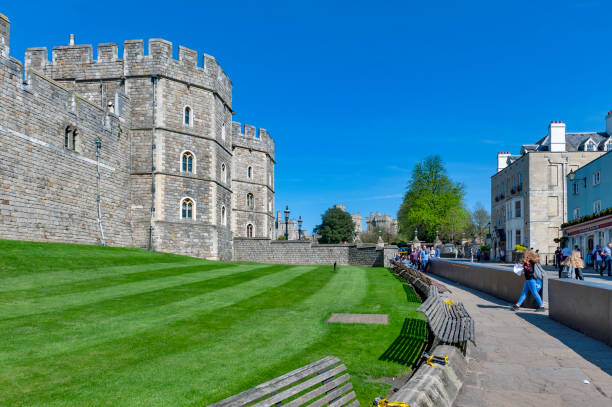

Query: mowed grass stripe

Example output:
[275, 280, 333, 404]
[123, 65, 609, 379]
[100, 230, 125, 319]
[0, 239, 194, 276]
[0, 263, 268, 319]
[2, 266, 346, 406]
[0, 261, 203, 293]
[0, 265, 317, 365]
[0, 262, 239, 300]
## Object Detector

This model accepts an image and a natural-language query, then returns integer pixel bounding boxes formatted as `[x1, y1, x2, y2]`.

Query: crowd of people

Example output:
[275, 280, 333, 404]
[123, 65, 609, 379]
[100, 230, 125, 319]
[393, 246, 440, 273]
[554, 243, 612, 280]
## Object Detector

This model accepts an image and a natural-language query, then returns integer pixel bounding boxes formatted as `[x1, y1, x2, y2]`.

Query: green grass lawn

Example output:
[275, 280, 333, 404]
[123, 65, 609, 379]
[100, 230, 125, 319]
[0, 239, 425, 406]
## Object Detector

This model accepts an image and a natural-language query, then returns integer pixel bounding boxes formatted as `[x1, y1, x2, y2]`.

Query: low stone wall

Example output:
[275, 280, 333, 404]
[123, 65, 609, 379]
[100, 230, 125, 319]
[429, 259, 543, 308]
[390, 344, 467, 407]
[233, 238, 397, 267]
[549, 279, 612, 346]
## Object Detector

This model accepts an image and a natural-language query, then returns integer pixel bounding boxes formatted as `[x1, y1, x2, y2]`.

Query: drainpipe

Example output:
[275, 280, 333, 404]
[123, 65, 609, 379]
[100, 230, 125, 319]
[148, 75, 158, 250]
[95, 137, 106, 245]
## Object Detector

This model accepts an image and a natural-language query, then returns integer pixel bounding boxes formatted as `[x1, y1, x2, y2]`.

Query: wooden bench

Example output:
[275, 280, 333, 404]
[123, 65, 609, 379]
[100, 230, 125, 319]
[209, 356, 359, 407]
[417, 286, 475, 345]
[390, 261, 449, 298]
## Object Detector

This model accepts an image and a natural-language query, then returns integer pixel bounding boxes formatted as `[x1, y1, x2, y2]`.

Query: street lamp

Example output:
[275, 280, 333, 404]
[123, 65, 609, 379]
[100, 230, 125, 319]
[298, 216, 303, 240]
[568, 169, 587, 187]
[414, 228, 418, 239]
[284, 205, 290, 240]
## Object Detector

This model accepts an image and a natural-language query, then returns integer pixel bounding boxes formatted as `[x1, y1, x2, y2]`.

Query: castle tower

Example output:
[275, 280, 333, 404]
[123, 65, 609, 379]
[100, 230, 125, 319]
[231, 122, 275, 238]
[25, 37, 235, 260]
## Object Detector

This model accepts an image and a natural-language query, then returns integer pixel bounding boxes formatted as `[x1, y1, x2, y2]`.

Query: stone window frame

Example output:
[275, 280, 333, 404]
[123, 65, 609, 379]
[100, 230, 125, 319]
[183, 105, 194, 127]
[247, 223, 254, 238]
[180, 197, 196, 220]
[221, 163, 227, 183]
[246, 193, 254, 210]
[180, 150, 196, 174]
[221, 205, 227, 226]
[221, 122, 226, 141]
[64, 125, 78, 151]
[248, 166, 253, 179]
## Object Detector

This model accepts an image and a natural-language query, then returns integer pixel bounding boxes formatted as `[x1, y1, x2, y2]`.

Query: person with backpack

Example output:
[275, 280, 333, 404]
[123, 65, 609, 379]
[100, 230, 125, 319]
[511, 249, 545, 311]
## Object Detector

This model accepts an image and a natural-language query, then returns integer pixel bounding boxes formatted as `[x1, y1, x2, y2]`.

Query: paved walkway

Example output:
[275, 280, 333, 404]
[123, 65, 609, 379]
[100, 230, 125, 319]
[425, 274, 612, 407]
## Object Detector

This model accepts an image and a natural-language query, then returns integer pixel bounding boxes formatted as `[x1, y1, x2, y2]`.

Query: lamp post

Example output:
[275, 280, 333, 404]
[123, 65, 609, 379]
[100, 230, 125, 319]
[568, 169, 587, 187]
[94, 138, 106, 246]
[298, 216, 303, 240]
[284, 205, 290, 240]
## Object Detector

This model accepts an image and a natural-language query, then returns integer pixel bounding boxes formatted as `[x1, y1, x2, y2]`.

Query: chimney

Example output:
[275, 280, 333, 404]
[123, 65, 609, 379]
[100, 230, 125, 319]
[0, 13, 9, 58]
[548, 121, 566, 152]
[606, 111, 612, 136]
[497, 152, 511, 172]
[69, 34, 75, 46]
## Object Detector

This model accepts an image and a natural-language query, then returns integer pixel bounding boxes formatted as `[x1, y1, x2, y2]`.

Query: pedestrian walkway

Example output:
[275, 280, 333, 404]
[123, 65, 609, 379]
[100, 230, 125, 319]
[425, 274, 612, 407]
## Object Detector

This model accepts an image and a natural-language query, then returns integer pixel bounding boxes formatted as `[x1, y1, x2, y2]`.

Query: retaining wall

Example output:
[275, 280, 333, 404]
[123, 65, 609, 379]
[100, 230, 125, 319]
[233, 238, 397, 267]
[429, 259, 543, 308]
[548, 278, 612, 346]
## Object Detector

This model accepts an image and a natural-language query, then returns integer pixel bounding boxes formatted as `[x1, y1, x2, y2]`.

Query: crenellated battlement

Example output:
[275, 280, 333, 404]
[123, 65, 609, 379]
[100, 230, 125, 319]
[231, 121, 275, 160]
[24, 37, 232, 108]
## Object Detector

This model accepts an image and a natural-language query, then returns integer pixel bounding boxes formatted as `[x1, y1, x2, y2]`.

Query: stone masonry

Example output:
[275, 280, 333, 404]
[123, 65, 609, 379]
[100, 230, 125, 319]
[0, 14, 275, 260]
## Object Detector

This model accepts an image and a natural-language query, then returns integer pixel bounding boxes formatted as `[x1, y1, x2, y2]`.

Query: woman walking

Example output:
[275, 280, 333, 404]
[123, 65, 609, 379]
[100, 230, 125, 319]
[511, 250, 545, 311]
[563, 249, 585, 280]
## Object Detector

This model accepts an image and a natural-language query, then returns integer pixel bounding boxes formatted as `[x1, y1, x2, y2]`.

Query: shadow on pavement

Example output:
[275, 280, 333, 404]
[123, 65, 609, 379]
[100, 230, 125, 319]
[514, 311, 612, 377]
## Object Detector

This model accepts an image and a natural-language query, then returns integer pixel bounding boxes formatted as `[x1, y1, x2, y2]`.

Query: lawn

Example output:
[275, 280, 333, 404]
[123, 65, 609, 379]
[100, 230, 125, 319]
[0, 239, 426, 406]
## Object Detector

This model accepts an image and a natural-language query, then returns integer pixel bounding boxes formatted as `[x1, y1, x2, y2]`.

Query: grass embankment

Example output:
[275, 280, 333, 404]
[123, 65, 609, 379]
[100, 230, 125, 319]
[0, 239, 425, 406]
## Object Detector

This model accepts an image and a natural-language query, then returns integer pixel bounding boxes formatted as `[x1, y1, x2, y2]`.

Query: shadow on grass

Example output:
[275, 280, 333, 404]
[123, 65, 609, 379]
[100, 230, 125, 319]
[379, 318, 427, 367]
[403, 284, 421, 303]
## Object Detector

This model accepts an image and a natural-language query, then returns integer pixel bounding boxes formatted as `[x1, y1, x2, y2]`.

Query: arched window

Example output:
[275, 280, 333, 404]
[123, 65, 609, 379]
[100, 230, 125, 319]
[221, 205, 226, 226]
[180, 197, 195, 219]
[221, 122, 226, 141]
[246, 193, 254, 209]
[247, 224, 254, 238]
[181, 151, 194, 173]
[184, 106, 192, 126]
[247, 166, 252, 179]
[64, 126, 77, 150]
[221, 163, 227, 183]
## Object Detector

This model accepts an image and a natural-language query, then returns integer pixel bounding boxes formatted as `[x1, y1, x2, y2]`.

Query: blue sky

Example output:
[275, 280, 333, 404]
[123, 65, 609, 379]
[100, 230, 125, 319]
[4, 1, 612, 233]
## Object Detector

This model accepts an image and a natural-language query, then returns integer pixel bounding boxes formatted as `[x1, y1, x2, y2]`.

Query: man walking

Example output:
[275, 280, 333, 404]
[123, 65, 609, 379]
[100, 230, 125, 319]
[603, 243, 612, 277]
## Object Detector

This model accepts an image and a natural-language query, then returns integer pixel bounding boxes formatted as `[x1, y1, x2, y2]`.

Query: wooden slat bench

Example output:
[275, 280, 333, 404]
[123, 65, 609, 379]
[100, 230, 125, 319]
[209, 356, 359, 407]
[416, 286, 475, 345]
[390, 261, 450, 298]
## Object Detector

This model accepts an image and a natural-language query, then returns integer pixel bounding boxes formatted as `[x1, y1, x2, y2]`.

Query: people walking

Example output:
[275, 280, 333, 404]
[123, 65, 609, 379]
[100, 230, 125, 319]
[593, 246, 603, 275]
[511, 249, 545, 311]
[603, 243, 612, 276]
[562, 249, 585, 280]
[419, 246, 429, 272]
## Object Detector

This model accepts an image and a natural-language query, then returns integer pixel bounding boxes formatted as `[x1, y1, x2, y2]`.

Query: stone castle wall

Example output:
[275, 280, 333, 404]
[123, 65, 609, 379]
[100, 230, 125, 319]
[0, 15, 275, 260]
[233, 238, 397, 267]
[0, 14, 133, 246]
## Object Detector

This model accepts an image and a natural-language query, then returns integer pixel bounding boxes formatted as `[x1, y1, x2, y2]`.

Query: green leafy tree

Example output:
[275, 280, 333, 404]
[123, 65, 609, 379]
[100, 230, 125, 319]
[397, 155, 469, 242]
[314, 207, 356, 244]
[467, 202, 490, 242]
[359, 229, 398, 244]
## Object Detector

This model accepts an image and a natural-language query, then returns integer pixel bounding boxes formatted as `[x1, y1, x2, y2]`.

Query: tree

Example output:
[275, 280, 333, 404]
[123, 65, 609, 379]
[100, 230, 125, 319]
[397, 155, 469, 243]
[359, 228, 398, 244]
[314, 207, 356, 244]
[467, 202, 490, 242]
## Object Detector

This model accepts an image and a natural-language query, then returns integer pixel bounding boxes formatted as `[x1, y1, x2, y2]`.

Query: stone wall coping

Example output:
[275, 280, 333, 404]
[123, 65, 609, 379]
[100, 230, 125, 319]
[389, 344, 468, 406]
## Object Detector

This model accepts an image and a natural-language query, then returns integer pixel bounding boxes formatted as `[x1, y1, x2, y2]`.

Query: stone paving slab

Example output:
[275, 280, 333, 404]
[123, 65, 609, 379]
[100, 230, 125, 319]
[423, 274, 612, 407]
[326, 313, 388, 324]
